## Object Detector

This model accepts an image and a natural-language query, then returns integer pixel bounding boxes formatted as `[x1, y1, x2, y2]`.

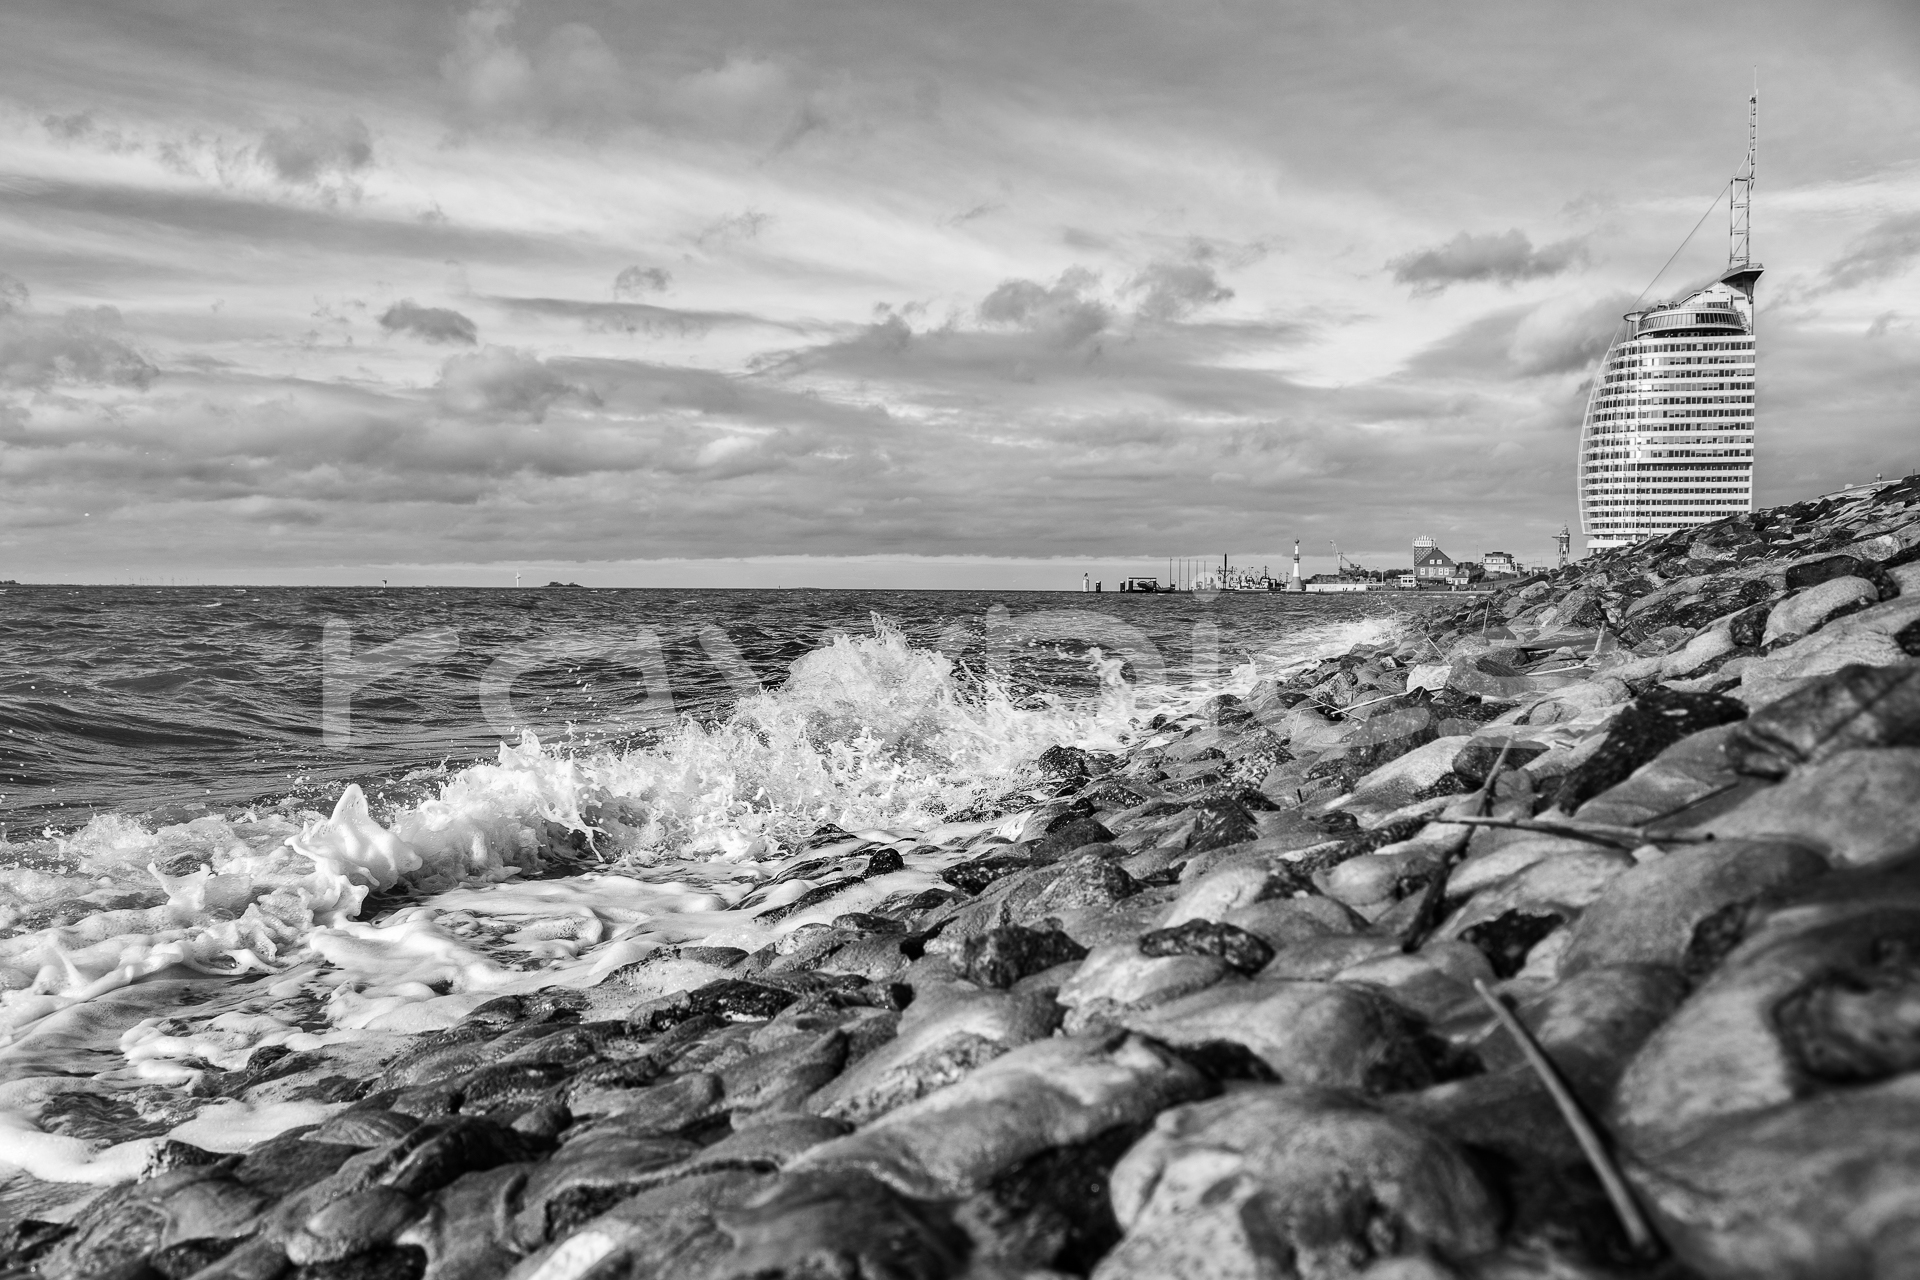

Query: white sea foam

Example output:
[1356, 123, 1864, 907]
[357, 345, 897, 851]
[0, 610, 1408, 1180]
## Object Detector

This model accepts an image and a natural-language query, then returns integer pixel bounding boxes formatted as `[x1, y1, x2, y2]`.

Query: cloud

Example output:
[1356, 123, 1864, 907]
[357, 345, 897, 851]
[695, 210, 772, 250]
[493, 295, 793, 338]
[378, 300, 479, 345]
[436, 346, 585, 421]
[613, 266, 672, 298]
[1129, 258, 1233, 322]
[9, 178, 563, 263]
[441, 0, 624, 131]
[256, 117, 374, 184]
[0, 289, 157, 390]
[1407, 290, 1632, 380]
[1819, 213, 1920, 293]
[978, 267, 1111, 348]
[1389, 229, 1587, 294]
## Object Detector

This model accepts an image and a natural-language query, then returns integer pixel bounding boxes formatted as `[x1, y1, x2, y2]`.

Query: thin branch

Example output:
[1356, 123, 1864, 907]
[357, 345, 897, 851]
[1437, 813, 1715, 850]
[1473, 979, 1662, 1259]
[1400, 738, 1511, 952]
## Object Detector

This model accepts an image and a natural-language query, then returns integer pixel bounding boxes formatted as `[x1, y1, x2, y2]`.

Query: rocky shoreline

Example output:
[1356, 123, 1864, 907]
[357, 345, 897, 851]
[11, 477, 1920, 1280]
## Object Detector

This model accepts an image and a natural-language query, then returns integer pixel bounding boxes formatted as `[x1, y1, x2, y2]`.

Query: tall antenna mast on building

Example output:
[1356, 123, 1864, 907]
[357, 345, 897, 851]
[1730, 75, 1756, 267]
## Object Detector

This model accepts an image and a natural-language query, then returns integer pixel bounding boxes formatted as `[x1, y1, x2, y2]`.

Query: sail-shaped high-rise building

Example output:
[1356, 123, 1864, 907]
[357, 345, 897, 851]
[1578, 95, 1761, 551]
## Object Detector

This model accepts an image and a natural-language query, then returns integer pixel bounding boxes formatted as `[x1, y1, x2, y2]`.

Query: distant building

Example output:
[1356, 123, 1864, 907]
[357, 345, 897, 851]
[1482, 550, 1519, 576]
[1414, 545, 1455, 583]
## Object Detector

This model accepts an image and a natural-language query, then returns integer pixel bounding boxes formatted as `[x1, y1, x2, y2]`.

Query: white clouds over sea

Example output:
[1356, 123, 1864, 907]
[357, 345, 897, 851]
[2, 1, 1918, 581]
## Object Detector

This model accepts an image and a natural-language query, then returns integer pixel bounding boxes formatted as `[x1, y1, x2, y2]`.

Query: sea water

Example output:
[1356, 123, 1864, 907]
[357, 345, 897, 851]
[0, 586, 1417, 1190]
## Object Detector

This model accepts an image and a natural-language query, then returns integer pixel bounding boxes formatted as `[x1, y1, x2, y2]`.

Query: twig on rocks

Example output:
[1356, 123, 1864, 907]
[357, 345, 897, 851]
[1473, 978, 1662, 1259]
[1438, 814, 1716, 850]
[1399, 739, 1512, 952]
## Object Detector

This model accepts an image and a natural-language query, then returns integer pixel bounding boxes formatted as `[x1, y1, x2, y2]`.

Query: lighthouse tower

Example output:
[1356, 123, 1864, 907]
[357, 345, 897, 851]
[1288, 540, 1304, 592]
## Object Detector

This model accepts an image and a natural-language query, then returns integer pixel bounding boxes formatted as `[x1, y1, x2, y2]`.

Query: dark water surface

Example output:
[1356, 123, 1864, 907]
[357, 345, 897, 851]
[0, 586, 1432, 835]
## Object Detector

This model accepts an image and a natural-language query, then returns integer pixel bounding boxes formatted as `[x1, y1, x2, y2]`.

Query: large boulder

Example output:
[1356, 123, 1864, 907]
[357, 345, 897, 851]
[1094, 1087, 1500, 1279]
[1612, 860, 1920, 1155]
[1635, 1075, 1920, 1279]
[806, 979, 1062, 1126]
[1057, 943, 1237, 1034]
[788, 1032, 1212, 1200]
[1725, 661, 1920, 777]
[1559, 838, 1830, 976]
[1762, 577, 1881, 649]
[1690, 748, 1920, 867]
[1110, 978, 1440, 1092]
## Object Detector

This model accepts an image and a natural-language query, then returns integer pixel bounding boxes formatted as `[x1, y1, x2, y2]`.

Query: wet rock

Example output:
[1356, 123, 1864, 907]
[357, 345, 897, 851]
[807, 981, 1063, 1126]
[788, 1032, 1211, 1199]
[1338, 735, 1475, 815]
[1693, 747, 1920, 866]
[1443, 846, 1633, 967]
[939, 851, 1040, 895]
[1548, 686, 1747, 812]
[1114, 977, 1441, 1092]
[934, 849, 1140, 944]
[1334, 941, 1494, 1022]
[1450, 735, 1549, 784]
[502, 1168, 766, 1280]
[710, 1168, 971, 1279]
[1057, 943, 1234, 1033]
[507, 1129, 704, 1249]
[1479, 963, 1689, 1102]
[568, 1069, 726, 1130]
[284, 1185, 421, 1265]
[716, 1027, 849, 1117]
[1726, 661, 1920, 777]
[1458, 910, 1566, 980]
[1038, 743, 1098, 786]
[304, 1110, 421, 1151]
[1784, 552, 1893, 596]
[1633, 1075, 1920, 1279]
[1763, 576, 1881, 648]
[1323, 852, 1408, 907]
[1137, 919, 1275, 975]
[628, 977, 801, 1033]
[380, 1115, 545, 1198]
[1032, 814, 1118, 861]
[1182, 797, 1261, 854]
[36, 1165, 263, 1280]
[1264, 934, 1404, 981]
[1095, 1087, 1499, 1280]
[1341, 707, 1441, 776]
[1162, 858, 1281, 926]
[1223, 893, 1365, 949]
[1559, 838, 1829, 976]
[1612, 862, 1920, 1153]
[955, 922, 1090, 988]
[1445, 835, 1593, 899]
[1571, 721, 1760, 829]
[955, 1124, 1139, 1273]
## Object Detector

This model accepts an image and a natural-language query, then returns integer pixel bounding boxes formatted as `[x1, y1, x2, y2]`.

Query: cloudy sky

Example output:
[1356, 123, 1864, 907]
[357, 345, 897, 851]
[3, 1, 1918, 586]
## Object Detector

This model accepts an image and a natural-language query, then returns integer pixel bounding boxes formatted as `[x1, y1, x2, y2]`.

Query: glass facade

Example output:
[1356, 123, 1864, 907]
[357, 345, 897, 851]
[1577, 265, 1761, 551]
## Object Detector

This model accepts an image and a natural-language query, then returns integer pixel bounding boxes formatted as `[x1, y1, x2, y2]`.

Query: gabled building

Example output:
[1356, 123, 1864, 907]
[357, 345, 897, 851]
[1414, 545, 1455, 582]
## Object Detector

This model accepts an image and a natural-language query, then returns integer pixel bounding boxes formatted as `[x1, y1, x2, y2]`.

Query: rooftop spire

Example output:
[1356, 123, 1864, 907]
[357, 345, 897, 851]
[1731, 76, 1757, 267]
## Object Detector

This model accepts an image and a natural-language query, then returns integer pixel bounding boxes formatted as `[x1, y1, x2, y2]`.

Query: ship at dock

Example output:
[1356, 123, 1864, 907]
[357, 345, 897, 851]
[1577, 93, 1761, 551]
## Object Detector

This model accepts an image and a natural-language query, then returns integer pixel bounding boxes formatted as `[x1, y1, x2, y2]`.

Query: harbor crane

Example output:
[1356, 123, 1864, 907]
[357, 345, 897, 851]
[1328, 541, 1365, 575]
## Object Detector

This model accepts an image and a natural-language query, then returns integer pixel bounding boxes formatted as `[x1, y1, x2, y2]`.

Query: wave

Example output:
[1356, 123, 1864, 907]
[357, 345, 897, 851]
[0, 610, 1407, 1108]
